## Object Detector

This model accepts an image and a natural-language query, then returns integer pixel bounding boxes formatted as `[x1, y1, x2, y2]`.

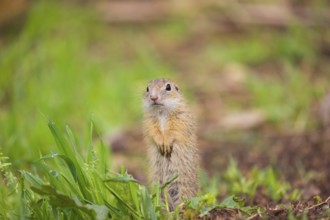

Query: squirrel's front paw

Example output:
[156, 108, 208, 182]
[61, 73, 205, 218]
[152, 135, 174, 157]
[160, 144, 173, 157]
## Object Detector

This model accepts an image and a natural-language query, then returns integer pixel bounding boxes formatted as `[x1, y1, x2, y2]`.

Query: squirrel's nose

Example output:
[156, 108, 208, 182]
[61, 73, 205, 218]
[150, 95, 158, 101]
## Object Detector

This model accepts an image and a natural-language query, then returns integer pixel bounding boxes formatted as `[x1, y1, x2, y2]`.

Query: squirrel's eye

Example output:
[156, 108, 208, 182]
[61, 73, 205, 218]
[166, 84, 171, 91]
[146, 87, 149, 92]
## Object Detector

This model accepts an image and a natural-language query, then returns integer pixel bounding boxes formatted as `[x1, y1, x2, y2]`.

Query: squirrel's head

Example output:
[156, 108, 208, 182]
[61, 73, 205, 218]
[143, 78, 184, 113]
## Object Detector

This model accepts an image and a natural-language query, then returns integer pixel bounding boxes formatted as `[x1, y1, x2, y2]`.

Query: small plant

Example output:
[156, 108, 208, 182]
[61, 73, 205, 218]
[182, 194, 256, 219]
[223, 159, 301, 201]
[200, 159, 301, 204]
[0, 152, 19, 219]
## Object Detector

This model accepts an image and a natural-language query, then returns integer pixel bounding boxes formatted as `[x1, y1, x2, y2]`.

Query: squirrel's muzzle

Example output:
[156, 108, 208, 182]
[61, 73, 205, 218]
[150, 95, 158, 102]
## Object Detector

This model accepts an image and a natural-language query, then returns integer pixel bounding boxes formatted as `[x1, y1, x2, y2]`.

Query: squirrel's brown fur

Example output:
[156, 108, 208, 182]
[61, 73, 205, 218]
[142, 78, 199, 211]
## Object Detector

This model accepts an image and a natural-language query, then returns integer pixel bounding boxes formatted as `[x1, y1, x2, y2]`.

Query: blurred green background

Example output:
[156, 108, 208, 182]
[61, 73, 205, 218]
[0, 0, 174, 164]
[0, 0, 330, 218]
[1, 0, 328, 166]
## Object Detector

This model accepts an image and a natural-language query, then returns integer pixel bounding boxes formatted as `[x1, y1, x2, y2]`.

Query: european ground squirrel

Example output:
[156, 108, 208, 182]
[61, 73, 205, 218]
[142, 78, 199, 211]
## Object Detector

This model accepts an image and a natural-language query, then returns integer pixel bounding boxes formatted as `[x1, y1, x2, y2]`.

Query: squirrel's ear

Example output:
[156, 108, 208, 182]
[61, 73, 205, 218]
[175, 85, 179, 91]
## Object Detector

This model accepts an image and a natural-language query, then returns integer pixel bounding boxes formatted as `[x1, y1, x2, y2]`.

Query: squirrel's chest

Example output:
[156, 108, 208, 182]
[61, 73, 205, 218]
[157, 114, 167, 134]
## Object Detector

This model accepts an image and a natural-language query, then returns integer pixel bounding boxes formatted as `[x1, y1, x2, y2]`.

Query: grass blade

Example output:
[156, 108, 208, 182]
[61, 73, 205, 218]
[160, 174, 178, 191]
[104, 176, 138, 183]
[104, 184, 140, 219]
[48, 120, 93, 200]
[20, 171, 44, 187]
[103, 198, 122, 218]
[141, 187, 157, 220]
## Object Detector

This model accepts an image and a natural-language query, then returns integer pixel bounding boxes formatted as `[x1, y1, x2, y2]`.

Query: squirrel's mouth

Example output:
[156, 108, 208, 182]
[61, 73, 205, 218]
[152, 102, 163, 106]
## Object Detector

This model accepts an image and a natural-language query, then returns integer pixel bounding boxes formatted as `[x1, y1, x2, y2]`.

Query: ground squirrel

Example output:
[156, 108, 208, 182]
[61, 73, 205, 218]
[142, 78, 199, 211]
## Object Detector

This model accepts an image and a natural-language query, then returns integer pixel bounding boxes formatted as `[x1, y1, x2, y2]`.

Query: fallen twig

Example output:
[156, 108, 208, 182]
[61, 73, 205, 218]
[306, 196, 330, 211]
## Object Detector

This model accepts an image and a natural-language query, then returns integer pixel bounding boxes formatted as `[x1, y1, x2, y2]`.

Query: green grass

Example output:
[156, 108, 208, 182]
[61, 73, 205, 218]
[1, 120, 161, 219]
